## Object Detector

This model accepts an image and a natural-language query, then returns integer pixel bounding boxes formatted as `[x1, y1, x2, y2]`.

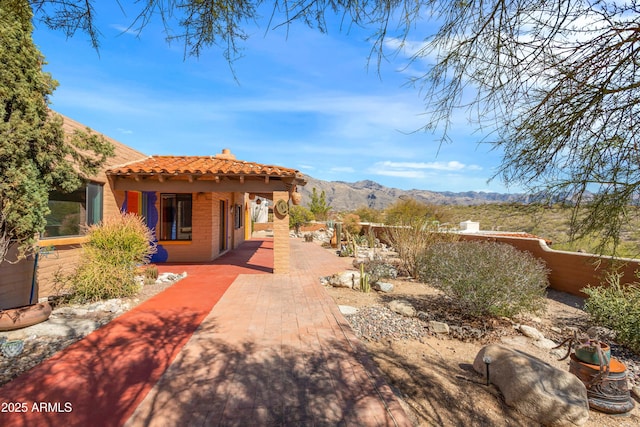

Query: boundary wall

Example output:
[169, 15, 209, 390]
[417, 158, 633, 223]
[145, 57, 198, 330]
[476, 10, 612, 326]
[361, 224, 639, 297]
[457, 234, 640, 297]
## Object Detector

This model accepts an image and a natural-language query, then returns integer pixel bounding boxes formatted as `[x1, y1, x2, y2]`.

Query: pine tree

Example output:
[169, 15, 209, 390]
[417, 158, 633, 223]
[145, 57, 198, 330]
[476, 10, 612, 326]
[0, 0, 114, 261]
[308, 188, 331, 221]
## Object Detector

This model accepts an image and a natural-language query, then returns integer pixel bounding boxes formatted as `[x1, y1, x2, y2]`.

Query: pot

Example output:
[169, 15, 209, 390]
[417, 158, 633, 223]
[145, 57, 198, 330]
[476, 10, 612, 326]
[575, 342, 611, 366]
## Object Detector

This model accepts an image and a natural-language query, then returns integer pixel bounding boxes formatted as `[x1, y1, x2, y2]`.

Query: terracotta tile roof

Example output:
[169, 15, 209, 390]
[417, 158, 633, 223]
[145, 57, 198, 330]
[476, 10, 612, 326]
[106, 155, 301, 178]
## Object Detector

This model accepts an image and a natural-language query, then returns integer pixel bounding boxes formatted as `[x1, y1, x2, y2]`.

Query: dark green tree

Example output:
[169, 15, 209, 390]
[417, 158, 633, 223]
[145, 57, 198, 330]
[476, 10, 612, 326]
[308, 187, 331, 221]
[0, 0, 113, 262]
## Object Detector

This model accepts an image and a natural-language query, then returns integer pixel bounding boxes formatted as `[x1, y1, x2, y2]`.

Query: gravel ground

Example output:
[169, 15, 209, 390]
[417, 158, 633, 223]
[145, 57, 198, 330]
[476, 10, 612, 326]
[345, 303, 640, 389]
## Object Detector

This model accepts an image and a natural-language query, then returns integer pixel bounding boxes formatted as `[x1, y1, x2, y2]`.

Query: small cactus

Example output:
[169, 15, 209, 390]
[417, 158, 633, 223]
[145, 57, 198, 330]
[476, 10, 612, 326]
[360, 263, 370, 293]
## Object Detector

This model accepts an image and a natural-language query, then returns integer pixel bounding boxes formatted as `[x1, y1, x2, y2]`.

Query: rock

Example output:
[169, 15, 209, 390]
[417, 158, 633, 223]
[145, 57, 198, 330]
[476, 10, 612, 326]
[416, 311, 430, 321]
[388, 300, 416, 318]
[338, 305, 358, 316]
[586, 325, 617, 342]
[473, 344, 589, 426]
[551, 326, 562, 334]
[632, 386, 640, 401]
[327, 271, 360, 289]
[372, 282, 394, 293]
[551, 348, 568, 359]
[533, 338, 558, 349]
[429, 321, 450, 334]
[518, 324, 544, 340]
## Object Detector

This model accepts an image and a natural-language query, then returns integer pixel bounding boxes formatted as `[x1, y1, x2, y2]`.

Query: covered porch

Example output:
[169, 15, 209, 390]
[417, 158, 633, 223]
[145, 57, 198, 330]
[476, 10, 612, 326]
[106, 149, 306, 273]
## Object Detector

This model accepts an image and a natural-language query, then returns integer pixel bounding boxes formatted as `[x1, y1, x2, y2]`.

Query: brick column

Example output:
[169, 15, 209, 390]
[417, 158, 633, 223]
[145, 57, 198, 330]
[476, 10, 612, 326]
[272, 191, 290, 274]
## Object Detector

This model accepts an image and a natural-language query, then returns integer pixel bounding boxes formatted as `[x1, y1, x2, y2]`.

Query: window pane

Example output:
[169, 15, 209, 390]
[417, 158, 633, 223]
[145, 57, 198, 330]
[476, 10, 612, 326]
[87, 183, 103, 226]
[160, 194, 192, 240]
[44, 182, 103, 238]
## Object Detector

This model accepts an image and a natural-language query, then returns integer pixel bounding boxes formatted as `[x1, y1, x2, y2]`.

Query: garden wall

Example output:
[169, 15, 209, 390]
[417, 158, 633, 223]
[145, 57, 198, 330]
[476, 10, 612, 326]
[457, 234, 640, 297]
[360, 224, 640, 297]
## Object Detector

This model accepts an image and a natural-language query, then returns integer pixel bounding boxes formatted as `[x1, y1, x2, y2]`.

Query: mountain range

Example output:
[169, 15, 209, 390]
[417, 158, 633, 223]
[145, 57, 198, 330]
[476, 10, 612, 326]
[295, 175, 525, 211]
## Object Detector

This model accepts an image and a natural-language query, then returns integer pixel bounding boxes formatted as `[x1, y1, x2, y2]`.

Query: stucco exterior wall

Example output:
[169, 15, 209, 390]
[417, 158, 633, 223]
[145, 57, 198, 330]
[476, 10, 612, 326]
[272, 191, 290, 274]
[152, 191, 246, 263]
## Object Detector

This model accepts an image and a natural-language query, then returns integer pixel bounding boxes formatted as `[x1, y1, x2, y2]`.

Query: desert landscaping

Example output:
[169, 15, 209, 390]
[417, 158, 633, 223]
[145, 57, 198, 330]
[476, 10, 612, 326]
[325, 276, 640, 426]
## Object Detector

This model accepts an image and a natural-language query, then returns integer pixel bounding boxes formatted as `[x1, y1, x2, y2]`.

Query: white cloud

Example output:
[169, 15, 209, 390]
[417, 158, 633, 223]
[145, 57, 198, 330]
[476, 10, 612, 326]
[330, 166, 355, 173]
[109, 24, 141, 36]
[117, 128, 133, 134]
[374, 160, 479, 172]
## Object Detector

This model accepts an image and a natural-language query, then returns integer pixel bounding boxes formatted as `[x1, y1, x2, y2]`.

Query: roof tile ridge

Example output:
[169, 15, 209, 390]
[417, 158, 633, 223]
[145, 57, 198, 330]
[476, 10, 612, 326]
[105, 155, 153, 171]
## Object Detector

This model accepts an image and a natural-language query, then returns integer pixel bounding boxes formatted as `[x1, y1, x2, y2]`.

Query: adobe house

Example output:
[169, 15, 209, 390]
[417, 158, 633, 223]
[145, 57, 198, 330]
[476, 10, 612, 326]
[0, 114, 305, 310]
[106, 150, 306, 269]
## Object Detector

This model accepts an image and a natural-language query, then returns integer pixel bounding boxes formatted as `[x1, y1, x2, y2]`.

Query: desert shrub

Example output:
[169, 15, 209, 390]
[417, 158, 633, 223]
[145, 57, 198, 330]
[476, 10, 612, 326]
[71, 213, 157, 302]
[385, 221, 459, 278]
[342, 213, 362, 235]
[419, 241, 549, 318]
[583, 272, 640, 353]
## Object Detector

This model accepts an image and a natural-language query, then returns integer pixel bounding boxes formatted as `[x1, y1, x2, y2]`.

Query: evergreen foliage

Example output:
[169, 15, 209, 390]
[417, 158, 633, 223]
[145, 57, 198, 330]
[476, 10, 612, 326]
[308, 187, 331, 221]
[0, 0, 113, 261]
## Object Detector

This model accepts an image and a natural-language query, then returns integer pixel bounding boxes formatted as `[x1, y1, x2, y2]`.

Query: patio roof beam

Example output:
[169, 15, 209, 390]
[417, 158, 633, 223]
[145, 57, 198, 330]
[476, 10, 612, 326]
[109, 176, 294, 193]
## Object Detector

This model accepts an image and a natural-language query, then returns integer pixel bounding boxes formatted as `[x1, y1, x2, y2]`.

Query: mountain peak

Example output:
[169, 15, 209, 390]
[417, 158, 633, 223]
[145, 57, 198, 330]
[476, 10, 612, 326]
[298, 175, 522, 211]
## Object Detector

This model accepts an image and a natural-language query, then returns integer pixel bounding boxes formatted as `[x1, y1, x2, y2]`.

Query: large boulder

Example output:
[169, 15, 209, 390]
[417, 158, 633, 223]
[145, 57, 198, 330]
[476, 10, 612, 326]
[473, 344, 589, 426]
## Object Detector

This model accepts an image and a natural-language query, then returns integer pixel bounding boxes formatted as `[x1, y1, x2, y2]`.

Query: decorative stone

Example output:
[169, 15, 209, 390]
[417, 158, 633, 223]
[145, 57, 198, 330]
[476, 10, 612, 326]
[327, 271, 360, 289]
[388, 300, 416, 318]
[338, 305, 358, 316]
[372, 282, 394, 293]
[586, 325, 617, 342]
[473, 344, 589, 426]
[532, 338, 558, 349]
[428, 321, 450, 334]
[518, 324, 544, 340]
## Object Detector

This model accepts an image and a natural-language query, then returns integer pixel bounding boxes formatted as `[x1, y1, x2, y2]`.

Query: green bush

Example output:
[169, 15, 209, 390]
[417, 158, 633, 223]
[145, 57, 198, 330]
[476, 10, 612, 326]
[419, 241, 549, 318]
[71, 213, 157, 302]
[289, 205, 314, 233]
[583, 272, 640, 353]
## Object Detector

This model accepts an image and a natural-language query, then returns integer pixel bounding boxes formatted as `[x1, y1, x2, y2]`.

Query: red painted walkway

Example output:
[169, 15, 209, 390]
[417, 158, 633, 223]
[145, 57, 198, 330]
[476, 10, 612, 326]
[0, 238, 411, 426]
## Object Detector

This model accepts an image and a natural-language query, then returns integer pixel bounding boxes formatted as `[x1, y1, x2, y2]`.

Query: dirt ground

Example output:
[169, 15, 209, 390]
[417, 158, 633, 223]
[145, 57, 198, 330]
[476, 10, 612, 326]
[324, 279, 640, 427]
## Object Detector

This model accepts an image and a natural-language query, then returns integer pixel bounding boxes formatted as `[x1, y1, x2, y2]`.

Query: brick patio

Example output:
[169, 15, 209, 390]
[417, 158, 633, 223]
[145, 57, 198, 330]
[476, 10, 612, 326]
[0, 238, 412, 426]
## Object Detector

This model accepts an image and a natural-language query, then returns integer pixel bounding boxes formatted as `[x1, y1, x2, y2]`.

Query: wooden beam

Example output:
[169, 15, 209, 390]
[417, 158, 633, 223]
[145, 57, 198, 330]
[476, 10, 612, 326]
[110, 176, 291, 193]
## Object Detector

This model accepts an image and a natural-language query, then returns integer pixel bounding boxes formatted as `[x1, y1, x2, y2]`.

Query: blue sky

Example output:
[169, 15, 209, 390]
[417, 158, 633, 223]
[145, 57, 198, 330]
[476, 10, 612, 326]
[31, 3, 511, 193]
